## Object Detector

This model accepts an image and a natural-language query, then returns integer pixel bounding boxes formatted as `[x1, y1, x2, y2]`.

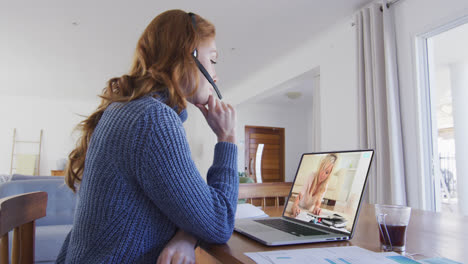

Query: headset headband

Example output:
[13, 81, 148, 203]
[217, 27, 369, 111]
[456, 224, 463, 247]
[188, 12, 197, 30]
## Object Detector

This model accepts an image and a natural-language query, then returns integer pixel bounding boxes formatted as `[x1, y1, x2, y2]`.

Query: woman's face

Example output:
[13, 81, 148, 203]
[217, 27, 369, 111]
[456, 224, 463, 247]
[186, 37, 218, 105]
[318, 162, 334, 183]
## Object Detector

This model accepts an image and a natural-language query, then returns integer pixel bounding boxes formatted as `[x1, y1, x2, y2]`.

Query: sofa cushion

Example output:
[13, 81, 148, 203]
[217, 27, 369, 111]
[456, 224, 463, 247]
[36, 225, 72, 262]
[0, 179, 76, 226]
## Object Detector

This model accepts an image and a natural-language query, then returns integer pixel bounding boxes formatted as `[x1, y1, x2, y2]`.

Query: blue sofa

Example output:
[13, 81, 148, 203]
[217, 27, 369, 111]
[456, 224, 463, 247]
[0, 175, 76, 263]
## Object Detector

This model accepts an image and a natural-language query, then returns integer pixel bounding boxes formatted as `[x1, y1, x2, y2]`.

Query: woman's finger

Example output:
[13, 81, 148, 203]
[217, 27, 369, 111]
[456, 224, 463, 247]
[172, 252, 183, 264]
[221, 101, 228, 111]
[207, 94, 215, 111]
[184, 257, 195, 264]
[229, 104, 236, 119]
[157, 250, 171, 264]
[214, 97, 222, 112]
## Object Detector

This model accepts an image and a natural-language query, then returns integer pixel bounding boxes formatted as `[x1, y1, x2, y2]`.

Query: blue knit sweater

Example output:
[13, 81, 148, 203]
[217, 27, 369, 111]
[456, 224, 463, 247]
[56, 95, 238, 263]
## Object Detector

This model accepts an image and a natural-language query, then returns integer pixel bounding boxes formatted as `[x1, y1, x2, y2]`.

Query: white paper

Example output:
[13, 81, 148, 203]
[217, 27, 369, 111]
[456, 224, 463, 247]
[235, 203, 269, 219]
[245, 246, 418, 264]
[418, 257, 462, 264]
[294, 211, 313, 222]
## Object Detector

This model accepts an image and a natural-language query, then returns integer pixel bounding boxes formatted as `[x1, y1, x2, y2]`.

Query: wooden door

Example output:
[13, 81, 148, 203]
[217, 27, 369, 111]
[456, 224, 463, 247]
[245, 126, 285, 183]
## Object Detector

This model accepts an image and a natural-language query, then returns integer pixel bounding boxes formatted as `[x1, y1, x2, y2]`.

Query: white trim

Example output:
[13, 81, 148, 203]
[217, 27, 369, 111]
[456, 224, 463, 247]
[418, 15, 468, 39]
[426, 38, 442, 212]
[414, 36, 435, 211]
[428, 38, 444, 212]
[414, 14, 468, 211]
[312, 70, 321, 151]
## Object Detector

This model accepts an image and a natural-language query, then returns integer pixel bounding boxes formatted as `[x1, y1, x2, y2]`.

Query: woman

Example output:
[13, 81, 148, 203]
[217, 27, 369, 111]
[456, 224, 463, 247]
[57, 10, 238, 264]
[291, 154, 337, 216]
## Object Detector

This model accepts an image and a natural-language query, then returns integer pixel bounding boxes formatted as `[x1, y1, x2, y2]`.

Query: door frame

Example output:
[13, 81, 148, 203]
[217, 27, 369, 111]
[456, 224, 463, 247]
[415, 15, 468, 211]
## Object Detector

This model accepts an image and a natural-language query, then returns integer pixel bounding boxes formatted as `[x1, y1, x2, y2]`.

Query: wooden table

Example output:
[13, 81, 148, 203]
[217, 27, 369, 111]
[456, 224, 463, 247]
[201, 204, 468, 263]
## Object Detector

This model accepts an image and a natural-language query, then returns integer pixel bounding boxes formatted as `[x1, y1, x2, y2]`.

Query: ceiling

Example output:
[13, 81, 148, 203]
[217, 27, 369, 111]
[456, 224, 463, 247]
[0, 0, 373, 101]
[243, 68, 318, 108]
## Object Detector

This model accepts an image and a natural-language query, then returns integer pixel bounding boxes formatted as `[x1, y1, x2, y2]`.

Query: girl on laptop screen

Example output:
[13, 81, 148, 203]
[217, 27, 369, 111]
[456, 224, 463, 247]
[291, 154, 338, 216]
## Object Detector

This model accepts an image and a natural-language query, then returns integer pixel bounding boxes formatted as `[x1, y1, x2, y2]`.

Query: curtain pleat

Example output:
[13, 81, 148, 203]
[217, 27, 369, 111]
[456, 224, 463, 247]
[356, 0, 407, 205]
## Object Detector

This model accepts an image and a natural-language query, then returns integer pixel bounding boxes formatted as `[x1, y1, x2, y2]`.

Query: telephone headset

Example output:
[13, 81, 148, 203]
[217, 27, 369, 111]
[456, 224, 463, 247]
[188, 12, 222, 100]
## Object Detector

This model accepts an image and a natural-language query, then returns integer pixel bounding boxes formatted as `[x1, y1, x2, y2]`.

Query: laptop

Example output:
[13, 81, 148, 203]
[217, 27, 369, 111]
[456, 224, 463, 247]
[234, 149, 374, 246]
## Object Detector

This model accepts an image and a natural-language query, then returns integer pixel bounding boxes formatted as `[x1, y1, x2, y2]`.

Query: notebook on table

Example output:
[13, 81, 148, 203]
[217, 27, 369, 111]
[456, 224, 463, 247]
[234, 149, 374, 246]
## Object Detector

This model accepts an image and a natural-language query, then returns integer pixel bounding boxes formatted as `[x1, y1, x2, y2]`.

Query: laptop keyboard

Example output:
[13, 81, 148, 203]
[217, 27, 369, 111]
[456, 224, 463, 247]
[255, 219, 327, 237]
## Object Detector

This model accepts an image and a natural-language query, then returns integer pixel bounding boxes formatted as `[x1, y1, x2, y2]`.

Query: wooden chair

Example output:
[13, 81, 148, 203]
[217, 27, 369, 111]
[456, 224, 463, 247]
[0, 192, 47, 264]
[238, 182, 292, 209]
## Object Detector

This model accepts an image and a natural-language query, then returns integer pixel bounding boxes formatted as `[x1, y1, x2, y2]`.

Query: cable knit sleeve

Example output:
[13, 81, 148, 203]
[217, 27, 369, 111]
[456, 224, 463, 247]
[134, 104, 238, 244]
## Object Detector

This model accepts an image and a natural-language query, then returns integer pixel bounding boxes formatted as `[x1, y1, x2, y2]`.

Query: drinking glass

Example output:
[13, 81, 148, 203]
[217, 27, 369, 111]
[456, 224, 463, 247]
[374, 204, 411, 252]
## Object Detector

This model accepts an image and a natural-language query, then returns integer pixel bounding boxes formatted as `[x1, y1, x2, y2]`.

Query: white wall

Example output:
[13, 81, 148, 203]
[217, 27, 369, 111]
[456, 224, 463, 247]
[226, 17, 359, 153]
[224, 0, 468, 209]
[236, 103, 308, 182]
[0, 95, 219, 179]
[393, 0, 468, 209]
[183, 104, 217, 179]
[0, 95, 98, 175]
[0, 3, 359, 183]
[222, 15, 360, 183]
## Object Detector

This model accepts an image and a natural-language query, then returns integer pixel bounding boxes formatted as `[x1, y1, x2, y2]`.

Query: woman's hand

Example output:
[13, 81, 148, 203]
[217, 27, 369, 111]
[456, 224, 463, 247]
[292, 204, 301, 217]
[196, 95, 236, 143]
[291, 193, 303, 217]
[157, 230, 197, 264]
[312, 206, 322, 215]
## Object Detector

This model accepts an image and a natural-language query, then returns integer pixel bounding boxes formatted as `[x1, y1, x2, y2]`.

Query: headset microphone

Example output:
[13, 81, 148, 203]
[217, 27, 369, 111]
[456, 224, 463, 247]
[188, 12, 223, 100]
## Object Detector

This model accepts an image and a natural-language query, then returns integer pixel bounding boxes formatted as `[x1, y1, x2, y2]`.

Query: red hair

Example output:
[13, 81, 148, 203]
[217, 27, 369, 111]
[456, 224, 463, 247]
[65, 10, 215, 192]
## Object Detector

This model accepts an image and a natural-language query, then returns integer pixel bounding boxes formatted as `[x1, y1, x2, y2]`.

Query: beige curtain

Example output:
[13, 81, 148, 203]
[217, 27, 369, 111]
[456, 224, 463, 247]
[355, 1, 407, 205]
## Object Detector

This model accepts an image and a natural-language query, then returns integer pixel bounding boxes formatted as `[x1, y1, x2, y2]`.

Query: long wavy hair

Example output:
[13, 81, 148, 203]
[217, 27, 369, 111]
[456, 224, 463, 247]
[307, 154, 338, 198]
[65, 10, 215, 192]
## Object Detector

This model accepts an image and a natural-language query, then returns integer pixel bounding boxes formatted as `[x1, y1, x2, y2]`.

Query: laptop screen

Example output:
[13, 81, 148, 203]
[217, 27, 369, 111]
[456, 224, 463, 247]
[283, 150, 374, 234]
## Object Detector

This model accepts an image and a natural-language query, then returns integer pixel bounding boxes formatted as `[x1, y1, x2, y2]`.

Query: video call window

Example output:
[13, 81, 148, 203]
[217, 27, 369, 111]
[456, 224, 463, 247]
[284, 151, 372, 233]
